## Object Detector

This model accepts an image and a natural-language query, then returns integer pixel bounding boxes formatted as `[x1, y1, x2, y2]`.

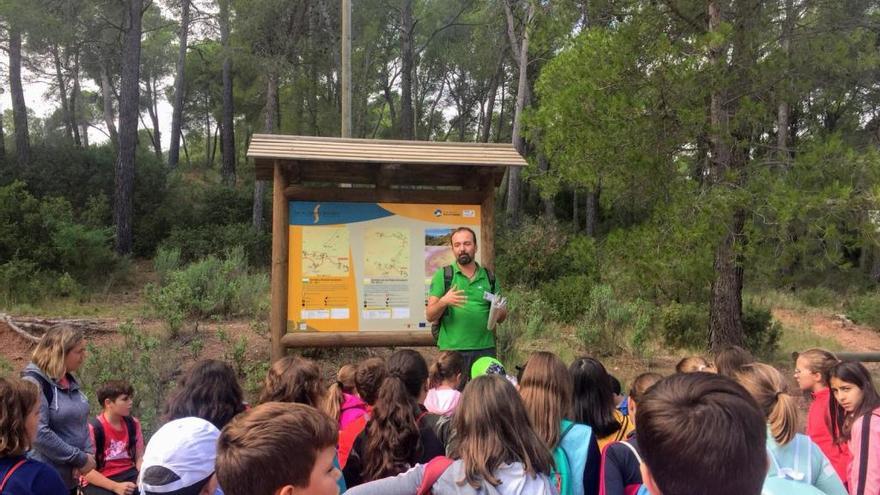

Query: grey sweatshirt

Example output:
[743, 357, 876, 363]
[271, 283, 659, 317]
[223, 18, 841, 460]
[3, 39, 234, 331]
[22, 362, 93, 489]
[344, 460, 557, 495]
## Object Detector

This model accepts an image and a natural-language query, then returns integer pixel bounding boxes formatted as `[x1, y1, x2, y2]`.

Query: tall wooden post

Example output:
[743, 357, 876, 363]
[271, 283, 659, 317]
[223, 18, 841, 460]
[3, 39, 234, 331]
[341, 0, 352, 138]
[270, 161, 289, 362]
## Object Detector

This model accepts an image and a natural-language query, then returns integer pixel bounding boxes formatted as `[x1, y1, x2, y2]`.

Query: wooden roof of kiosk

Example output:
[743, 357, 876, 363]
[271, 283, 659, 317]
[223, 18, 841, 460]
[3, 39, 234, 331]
[247, 135, 527, 361]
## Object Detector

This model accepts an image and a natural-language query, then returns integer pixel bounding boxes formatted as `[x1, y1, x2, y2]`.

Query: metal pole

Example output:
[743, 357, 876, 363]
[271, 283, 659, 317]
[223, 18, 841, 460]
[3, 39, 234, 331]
[341, 0, 352, 138]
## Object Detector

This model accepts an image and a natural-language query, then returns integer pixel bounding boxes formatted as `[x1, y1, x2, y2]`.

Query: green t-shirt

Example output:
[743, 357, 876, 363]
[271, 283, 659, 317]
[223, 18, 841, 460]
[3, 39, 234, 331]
[429, 263, 498, 351]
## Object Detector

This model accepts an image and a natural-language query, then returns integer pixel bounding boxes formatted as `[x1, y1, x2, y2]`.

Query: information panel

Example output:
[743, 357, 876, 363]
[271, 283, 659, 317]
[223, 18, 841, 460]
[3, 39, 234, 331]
[288, 201, 481, 332]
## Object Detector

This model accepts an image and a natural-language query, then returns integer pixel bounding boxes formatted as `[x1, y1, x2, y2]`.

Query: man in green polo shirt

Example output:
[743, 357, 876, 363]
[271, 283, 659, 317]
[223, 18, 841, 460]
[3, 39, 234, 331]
[426, 227, 507, 382]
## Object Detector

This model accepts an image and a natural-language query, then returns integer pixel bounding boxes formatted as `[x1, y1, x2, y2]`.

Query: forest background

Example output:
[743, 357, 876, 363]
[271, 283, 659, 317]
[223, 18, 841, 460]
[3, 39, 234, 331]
[2, 0, 880, 433]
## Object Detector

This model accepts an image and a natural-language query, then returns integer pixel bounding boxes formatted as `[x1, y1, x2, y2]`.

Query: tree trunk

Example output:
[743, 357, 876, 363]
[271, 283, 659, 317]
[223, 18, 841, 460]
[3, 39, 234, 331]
[168, 0, 190, 169]
[710, 210, 746, 349]
[0, 106, 6, 160]
[253, 71, 278, 231]
[146, 75, 162, 158]
[9, 25, 30, 166]
[100, 61, 118, 148]
[776, 0, 793, 165]
[113, 0, 143, 255]
[506, 0, 534, 227]
[219, 0, 236, 185]
[51, 45, 75, 144]
[70, 52, 83, 147]
[585, 186, 599, 237]
[481, 58, 504, 143]
[399, 0, 415, 140]
[572, 189, 578, 230]
[538, 153, 554, 219]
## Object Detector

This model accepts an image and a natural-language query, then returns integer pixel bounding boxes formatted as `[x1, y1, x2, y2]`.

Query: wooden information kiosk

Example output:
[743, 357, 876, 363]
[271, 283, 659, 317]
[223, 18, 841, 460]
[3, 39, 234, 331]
[247, 135, 526, 362]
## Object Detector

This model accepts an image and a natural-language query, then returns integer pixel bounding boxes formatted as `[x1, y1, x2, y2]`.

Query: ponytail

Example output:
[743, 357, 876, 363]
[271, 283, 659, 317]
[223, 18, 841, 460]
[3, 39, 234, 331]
[734, 363, 799, 445]
[323, 364, 357, 421]
[362, 350, 428, 482]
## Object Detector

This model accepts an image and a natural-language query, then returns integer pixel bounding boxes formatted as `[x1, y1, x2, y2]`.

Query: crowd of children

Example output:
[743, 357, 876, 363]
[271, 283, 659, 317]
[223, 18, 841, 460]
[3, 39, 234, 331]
[1, 325, 880, 495]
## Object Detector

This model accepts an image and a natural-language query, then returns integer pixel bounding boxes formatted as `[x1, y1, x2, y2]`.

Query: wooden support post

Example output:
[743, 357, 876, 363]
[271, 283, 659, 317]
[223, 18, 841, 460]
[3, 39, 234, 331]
[270, 161, 289, 363]
[480, 175, 496, 271]
[282, 330, 435, 348]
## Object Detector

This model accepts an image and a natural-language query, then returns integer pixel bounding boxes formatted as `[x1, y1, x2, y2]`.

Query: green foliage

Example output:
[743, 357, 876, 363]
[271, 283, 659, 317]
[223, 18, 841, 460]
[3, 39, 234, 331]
[797, 287, 838, 308]
[496, 220, 598, 287]
[79, 322, 174, 437]
[845, 293, 880, 329]
[0, 356, 13, 378]
[576, 285, 654, 356]
[660, 302, 709, 350]
[743, 304, 782, 359]
[145, 247, 269, 334]
[539, 274, 593, 324]
[160, 223, 270, 266]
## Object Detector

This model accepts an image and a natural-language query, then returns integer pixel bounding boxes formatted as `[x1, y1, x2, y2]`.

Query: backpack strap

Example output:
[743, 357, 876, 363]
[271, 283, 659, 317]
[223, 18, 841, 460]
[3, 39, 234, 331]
[20, 370, 53, 406]
[123, 416, 137, 462]
[857, 411, 874, 495]
[443, 265, 454, 293]
[0, 459, 27, 494]
[417, 456, 454, 495]
[485, 267, 496, 293]
[619, 440, 643, 466]
[560, 421, 576, 443]
[90, 417, 106, 471]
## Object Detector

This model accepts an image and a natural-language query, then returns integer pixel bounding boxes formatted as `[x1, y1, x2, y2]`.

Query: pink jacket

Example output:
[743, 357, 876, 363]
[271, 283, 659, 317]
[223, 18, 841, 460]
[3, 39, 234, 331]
[807, 388, 852, 484]
[848, 407, 880, 495]
[339, 393, 368, 430]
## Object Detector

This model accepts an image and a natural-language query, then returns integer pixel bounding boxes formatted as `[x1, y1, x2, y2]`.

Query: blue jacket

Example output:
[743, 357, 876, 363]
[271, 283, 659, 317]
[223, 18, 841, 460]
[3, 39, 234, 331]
[21, 362, 93, 489]
[0, 456, 67, 495]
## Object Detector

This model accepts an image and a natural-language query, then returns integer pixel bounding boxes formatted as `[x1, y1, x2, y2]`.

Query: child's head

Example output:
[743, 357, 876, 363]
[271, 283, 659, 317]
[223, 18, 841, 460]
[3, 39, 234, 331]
[569, 356, 619, 437]
[323, 363, 358, 422]
[636, 373, 767, 495]
[675, 356, 712, 374]
[216, 402, 340, 495]
[164, 359, 245, 430]
[140, 417, 221, 495]
[355, 357, 387, 405]
[98, 379, 135, 417]
[628, 372, 663, 420]
[828, 360, 880, 443]
[734, 363, 799, 445]
[794, 348, 837, 392]
[363, 349, 429, 481]
[519, 351, 573, 448]
[0, 377, 40, 457]
[429, 351, 464, 389]
[454, 374, 554, 487]
[713, 345, 755, 377]
[258, 355, 324, 407]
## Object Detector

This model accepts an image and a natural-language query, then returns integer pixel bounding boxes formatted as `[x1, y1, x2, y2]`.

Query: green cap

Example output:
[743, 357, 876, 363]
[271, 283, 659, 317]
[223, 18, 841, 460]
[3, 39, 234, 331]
[471, 357, 506, 379]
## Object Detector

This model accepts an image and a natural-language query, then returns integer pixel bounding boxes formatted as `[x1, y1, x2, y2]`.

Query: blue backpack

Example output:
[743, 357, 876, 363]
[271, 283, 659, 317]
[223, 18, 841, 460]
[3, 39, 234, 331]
[552, 419, 594, 495]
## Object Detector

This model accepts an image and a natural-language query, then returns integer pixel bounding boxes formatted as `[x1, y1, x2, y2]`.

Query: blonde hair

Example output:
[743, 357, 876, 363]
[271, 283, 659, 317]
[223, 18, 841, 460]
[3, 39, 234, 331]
[734, 363, 799, 445]
[323, 363, 358, 421]
[519, 351, 573, 448]
[675, 356, 711, 374]
[0, 377, 40, 457]
[31, 325, 84, 380]
[796, 348, 838, 385]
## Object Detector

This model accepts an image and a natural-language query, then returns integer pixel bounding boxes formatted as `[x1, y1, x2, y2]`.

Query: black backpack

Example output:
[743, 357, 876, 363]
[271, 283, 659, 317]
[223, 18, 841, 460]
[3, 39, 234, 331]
[430, 265, 496, 341]
[20, 370, 55, 406]
[91, 416, 137, 471]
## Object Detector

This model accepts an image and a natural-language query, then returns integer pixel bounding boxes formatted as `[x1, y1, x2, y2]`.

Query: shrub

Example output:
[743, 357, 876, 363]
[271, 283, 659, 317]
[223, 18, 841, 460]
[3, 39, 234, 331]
[160, 222, 271, 266]
[576, 285, 654, 356]
[797, 287, 838, 308]
[154, 246, 181, 284]
[145, 247, 270, 333]
[539, 275, 593, 324]
[845, 292, 880, 329]
[496, 219, 571, 285]
[660, 302, 709, 349]
[743, 304, 782, 358]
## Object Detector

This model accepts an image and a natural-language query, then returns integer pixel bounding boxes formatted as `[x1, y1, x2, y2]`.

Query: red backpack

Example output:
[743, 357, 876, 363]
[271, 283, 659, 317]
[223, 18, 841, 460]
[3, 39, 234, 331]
[416, 456, 455, 495]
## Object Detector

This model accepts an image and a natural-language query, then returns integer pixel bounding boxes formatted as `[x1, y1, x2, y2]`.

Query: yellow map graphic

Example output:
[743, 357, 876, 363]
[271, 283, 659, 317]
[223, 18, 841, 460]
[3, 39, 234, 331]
[302, 226, 350, 276]
[364, 228, 410, 277]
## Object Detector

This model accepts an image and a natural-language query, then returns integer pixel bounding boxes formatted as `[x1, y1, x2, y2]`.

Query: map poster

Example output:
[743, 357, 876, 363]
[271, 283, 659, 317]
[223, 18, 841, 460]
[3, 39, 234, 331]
[288, 202, 481, 332]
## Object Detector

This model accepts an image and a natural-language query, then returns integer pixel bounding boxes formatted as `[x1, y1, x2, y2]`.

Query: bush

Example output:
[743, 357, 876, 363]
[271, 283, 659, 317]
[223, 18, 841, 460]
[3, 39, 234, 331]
[845, 292, 880, 329]
[797, 287, 838, 308]
[160, 222, 271, 266]
[539, 275, 593, 324]
[576, 285, 654, 356]
[145, 247, 270, 333]
[743, 304, 782, 358]
[496, 219, 572, 285]
[660, 302, 709, 349]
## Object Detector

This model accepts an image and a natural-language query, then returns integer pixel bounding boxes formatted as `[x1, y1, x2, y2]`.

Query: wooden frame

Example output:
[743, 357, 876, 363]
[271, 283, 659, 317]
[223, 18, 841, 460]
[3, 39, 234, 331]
[248, 136, 525, 361]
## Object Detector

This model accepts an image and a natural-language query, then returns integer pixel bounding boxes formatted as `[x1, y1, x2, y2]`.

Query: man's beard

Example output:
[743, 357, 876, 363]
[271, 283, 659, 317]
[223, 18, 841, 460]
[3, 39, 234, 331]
[457, 252, 473, 265]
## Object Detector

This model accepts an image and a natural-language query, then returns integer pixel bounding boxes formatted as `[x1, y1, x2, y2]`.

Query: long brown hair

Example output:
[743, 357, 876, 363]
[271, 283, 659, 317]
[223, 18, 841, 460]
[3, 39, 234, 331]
[362, 350, 428, 482]
[323, 363, 357, 422]
[454, 375, 554, 487]
[796, 348, 837, 386]
[429, 351, 463, 389]
[0, 377, 40, 457]
[829, 361, 880, 443]
[257, 356, 323, 407]
[519, 351, 572, 448]
[734, 363, 799, 445]
[164, 359, 245, 430]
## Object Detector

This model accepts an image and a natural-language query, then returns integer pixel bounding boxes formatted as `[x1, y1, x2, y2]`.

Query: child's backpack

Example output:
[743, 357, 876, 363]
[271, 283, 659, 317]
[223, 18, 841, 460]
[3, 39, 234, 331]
[416, 456, 454, 495]
[599, 439, 644, 495]
[553, 420, 593, 495]
[90, 416, 137, 470]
